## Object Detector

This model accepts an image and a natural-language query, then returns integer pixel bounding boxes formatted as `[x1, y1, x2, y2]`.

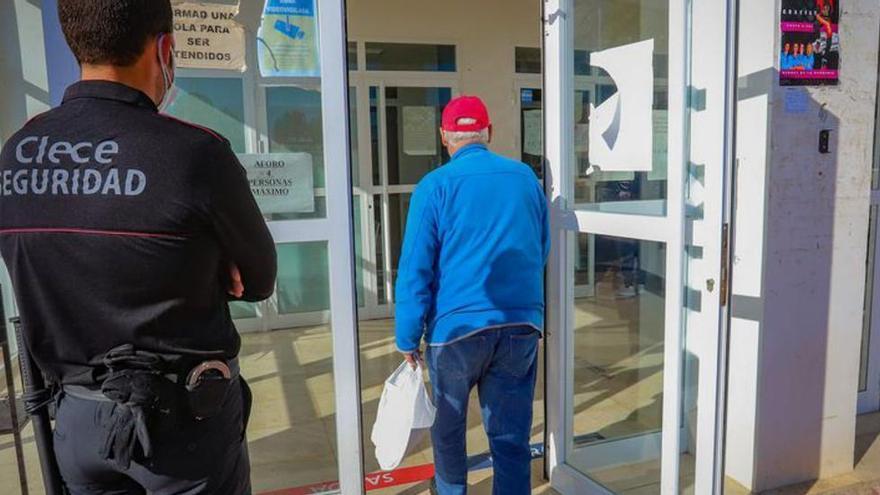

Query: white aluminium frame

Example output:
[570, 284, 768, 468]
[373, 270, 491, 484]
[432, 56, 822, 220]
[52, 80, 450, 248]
[544, 0, 737, 492]
[318, 1, 365, 493]
[858, 192, 880, 414]
[542, 0, 693, 493]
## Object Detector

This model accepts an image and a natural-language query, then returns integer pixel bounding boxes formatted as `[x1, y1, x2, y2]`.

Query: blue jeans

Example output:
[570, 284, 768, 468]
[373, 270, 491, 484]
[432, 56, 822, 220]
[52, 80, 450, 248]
[426, 325, 540, 495]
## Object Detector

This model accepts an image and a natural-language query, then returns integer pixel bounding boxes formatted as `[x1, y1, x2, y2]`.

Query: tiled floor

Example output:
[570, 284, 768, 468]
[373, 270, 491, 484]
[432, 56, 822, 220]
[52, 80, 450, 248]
[5, 279, 880, 494]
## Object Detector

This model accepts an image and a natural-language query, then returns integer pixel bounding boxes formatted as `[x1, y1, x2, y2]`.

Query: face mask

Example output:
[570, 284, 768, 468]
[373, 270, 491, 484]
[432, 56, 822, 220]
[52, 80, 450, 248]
[157, 33, 177, 111]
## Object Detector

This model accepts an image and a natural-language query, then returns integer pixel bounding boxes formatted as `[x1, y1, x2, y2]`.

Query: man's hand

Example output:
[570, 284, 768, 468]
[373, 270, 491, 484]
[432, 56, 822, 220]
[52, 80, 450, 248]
[402, 350, 423, 370]
[228, 263, 244, 298]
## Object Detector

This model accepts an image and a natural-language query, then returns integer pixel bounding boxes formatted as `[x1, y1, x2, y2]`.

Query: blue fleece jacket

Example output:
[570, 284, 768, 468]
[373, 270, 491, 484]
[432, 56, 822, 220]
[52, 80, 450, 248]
[394, 143, 550, 352]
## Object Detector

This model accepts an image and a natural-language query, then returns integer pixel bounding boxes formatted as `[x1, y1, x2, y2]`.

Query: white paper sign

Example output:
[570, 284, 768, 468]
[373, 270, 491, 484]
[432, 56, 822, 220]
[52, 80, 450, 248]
[173, 3, 246, 71]
[523, 110, 543, 156]
[237, 153, 314, 214]
[588, 39, 654, 172]
[403, 106, 438, 156]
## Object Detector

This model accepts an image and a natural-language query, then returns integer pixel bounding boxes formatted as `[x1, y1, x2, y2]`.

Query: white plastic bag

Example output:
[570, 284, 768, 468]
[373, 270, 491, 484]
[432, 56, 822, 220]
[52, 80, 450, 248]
[370, 361, 436, 471]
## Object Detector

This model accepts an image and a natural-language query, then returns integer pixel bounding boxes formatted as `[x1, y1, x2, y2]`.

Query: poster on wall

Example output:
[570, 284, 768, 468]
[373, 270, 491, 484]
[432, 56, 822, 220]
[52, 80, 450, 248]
[779, 0, 840, 86]
[237, 153, 315, 214]
[257, 0, 321, 77]
[172, 2, 246, 71]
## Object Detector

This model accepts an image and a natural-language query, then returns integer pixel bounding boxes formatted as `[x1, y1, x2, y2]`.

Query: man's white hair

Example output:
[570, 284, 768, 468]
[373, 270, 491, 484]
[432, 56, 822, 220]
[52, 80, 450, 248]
[443, 117, 489, 146]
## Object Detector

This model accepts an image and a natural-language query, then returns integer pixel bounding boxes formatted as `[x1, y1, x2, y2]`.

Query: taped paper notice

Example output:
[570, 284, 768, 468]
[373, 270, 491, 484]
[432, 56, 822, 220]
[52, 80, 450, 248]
[523, 110, 543, 156]
[403, 106, 438, 156]
[588, 39, 654, 173]
[173, 3, 245, 71]
[237, 153, 315, 214]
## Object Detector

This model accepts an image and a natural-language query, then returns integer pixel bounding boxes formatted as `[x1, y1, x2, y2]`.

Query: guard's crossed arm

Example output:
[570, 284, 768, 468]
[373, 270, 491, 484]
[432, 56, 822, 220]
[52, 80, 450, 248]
[208, 144, 277, 302]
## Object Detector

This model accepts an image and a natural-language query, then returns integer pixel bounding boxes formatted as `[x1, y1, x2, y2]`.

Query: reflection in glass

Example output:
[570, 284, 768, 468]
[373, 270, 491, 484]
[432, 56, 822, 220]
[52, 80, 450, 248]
[861, 207, 878, 391]
[365, 42, 456, 72]
[373, 195, 387, 305]
[350, 87, 360, 187]
[370, 86, 381, 186]
[520, 88, 543, 178]
[354, 197, 365, 308]
[388, 193, 412, 300]
[569, 233, 666, 492]
[167, 77, 246, 152]
[572, 0, 669, 216]
[277, 241, 330, 314]
[385, 87, 451, 185]
[267, 86, 325, 189]
[348, 41, 358, 70]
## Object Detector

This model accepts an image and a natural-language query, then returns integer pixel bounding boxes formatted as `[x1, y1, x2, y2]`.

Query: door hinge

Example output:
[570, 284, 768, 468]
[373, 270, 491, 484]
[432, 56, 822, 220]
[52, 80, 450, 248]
[720, 223, 730, 307]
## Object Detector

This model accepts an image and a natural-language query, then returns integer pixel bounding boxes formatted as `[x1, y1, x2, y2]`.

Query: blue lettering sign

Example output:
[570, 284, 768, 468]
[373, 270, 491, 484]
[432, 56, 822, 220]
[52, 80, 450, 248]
[265, 0, 315, 17]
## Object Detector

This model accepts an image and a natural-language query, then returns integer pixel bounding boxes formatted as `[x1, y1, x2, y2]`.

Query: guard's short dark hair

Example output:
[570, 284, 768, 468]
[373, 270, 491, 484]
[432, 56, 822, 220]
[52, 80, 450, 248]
[58, 0, 173, 66]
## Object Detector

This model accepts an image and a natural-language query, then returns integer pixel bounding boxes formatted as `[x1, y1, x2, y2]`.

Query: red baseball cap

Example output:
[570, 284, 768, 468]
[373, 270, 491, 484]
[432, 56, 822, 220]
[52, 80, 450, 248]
[442, 96, 491, 132]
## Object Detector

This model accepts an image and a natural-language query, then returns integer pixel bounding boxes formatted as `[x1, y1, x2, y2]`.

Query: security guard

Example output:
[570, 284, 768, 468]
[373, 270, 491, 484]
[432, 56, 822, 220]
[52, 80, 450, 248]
[0, 1, 276, 494]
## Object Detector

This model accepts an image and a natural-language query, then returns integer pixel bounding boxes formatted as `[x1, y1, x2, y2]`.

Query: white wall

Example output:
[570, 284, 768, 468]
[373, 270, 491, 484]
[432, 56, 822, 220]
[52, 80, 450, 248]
[729, 0, 880, 490]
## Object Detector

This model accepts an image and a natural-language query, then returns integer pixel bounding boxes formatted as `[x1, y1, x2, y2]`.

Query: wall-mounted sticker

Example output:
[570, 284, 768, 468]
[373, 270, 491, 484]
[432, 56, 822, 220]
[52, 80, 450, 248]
[172, 2, 246, 71]
[784, 88, 810, 113]
[588, 39, 654, 173]
[257, 0, 321, 77]
[237, 153, 315, 214]
[780, 0, 840, 86]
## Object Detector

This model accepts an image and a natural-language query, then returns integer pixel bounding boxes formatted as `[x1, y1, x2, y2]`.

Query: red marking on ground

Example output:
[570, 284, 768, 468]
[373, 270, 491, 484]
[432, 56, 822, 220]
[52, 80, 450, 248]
[260, 463, 436, 495]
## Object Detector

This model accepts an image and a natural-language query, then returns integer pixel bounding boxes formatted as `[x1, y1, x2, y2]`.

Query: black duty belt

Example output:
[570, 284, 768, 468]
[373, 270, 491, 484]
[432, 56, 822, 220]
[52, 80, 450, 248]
[59, 345, 241, 470]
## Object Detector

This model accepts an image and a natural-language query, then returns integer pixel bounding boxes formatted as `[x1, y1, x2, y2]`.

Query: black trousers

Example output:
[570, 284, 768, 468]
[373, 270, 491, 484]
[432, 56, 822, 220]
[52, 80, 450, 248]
[53, 378, 253, 495]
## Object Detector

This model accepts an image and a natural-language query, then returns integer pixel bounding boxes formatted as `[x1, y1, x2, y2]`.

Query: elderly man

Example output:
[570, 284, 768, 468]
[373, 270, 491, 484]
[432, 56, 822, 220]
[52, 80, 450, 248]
[395, 96, 550, 494]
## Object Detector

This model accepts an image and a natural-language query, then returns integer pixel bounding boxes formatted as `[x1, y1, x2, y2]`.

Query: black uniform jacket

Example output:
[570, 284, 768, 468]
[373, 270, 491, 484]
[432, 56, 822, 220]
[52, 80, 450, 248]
[0, 81, 277, 385]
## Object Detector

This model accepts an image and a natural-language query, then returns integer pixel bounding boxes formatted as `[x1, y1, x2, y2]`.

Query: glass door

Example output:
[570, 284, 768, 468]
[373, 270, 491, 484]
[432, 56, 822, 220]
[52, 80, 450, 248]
[543, 0, 736, 493]
[858, 191, 880, 414]
[167, 1, 364, 493]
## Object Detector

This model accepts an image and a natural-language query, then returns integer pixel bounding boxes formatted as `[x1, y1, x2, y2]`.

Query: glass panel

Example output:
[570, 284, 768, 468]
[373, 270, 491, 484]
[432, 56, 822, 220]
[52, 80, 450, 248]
[374, 195, 387, 305]
[277, 241, 330, 314]
[242, 245, 338, 491]
[388, 193, 412, 300]
[348, 41, 358, 71]
[516, 47, 542, 74]
[370, 86, 381, 186]
[266, 85, 326, 189]
[166, 77, 246, 153]
[365, 42, 456, 72]
[574, 49, 593, 76]
[861, 206, 878, 391]
[354, 197, 365, 308]
[350, 87, 360, 187]
[569, 233, 666, 492]
[572, 0, 669, 216]
[520, 88, 544, 178]
[230, 301, 258, 319]
[385, 87, 451, 185]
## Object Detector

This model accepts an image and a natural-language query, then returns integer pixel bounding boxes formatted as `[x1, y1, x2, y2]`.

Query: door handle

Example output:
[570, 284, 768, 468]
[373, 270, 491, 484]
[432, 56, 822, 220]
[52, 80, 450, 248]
[720, 223, 730, 307]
